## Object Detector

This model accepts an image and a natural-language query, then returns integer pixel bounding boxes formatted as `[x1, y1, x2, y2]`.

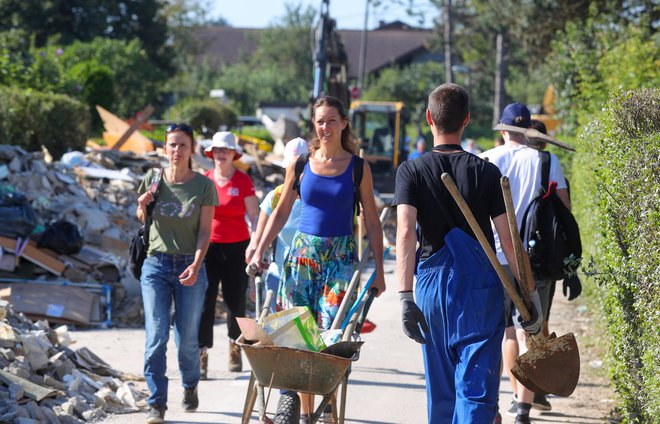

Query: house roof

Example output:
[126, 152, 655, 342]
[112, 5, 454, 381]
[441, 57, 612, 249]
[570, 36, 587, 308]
[193, 23, 435, 79]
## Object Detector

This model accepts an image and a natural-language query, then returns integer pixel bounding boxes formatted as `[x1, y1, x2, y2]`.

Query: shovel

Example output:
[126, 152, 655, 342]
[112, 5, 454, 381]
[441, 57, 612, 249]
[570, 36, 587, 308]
[500, 176, 580, 397]
[441, 173, 580, 396]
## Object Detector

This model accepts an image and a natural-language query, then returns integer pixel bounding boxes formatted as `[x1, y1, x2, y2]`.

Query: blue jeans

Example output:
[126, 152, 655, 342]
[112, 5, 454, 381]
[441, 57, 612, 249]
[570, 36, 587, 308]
[141, 253, 208, 407]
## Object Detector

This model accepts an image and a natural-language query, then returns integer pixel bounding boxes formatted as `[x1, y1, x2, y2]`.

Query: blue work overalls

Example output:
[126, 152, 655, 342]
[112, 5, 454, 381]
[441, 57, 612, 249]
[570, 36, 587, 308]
[415, 228, 505, 423]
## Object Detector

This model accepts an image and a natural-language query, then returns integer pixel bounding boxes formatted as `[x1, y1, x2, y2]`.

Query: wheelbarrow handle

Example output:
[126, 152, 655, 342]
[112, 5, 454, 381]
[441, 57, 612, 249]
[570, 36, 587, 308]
[501, 176, 532, 311]
[354, 288, 378, 335]
[440, 173, 531, 322]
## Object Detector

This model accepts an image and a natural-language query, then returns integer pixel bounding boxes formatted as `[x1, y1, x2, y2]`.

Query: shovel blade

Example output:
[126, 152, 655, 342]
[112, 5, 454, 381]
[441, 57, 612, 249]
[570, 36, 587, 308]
[511, 332, 580, 397]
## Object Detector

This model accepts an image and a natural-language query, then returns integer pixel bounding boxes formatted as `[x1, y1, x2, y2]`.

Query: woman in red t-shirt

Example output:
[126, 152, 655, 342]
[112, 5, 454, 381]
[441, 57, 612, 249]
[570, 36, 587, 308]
[199, 131, 259, 375]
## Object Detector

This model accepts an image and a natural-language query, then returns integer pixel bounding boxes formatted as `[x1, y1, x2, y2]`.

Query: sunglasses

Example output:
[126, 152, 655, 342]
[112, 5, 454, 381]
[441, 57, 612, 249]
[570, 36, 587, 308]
[166, 123, 194, 135]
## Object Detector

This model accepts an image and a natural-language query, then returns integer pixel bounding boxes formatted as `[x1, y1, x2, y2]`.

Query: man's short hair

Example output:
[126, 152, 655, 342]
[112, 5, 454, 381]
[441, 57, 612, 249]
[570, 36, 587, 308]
[427, 83, 470, 134]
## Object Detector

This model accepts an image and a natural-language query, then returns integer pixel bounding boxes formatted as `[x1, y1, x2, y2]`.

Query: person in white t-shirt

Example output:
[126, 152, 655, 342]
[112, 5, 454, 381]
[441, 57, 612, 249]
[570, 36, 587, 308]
[480, 103, 571, 424]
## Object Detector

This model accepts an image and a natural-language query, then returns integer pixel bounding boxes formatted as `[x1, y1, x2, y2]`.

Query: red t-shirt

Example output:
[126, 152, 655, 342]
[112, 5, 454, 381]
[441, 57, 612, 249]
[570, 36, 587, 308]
[204, 169, 256, 243]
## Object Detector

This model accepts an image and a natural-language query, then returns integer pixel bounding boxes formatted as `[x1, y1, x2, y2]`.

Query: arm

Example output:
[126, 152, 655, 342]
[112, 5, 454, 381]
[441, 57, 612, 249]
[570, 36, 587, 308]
[179, 204, 214, 286]
[247, 164, 297, 272]
[396, 204, 418, 292]
[359, 161, 386, 296]
[493, 212, 535, 292]
[244, 195, 260, 232]
[136, 191, 153, 223]
[556, 188, 571, 210]
[246, 209, 269, 264]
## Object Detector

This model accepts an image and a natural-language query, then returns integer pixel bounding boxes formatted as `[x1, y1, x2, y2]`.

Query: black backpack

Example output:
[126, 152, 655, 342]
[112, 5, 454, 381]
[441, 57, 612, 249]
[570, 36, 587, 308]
[129, 169, 163, 280]
[292, 152, 364, 216]
[520, 152, 582, 280]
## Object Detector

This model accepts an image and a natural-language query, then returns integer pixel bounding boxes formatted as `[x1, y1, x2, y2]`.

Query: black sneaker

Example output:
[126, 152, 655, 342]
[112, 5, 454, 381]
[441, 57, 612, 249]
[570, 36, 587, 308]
[146, 405, 166, 424]
[182, 386, 198, 412]
[532, 393, 552, 411]
[506, 395, 519, 417]
[515, 414, 532, 424]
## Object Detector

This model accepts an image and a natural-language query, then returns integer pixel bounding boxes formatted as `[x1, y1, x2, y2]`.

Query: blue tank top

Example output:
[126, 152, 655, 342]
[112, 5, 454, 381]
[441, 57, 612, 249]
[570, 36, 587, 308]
[298, 157, 355, 237]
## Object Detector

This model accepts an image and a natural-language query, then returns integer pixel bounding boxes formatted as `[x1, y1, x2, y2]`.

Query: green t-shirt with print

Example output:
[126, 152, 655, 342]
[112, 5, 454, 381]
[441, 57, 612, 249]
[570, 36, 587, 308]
[138, 169, 218, 256]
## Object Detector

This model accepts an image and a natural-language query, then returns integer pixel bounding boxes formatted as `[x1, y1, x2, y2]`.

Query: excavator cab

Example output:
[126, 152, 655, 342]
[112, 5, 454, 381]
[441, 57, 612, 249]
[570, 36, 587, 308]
[350, 101, 408, 193]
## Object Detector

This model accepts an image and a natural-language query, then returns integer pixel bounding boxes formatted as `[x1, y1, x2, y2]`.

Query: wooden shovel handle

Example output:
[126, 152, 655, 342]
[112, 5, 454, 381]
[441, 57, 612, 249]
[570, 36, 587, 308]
[441, 173, 531, 321]
[500, 176, 532, 310]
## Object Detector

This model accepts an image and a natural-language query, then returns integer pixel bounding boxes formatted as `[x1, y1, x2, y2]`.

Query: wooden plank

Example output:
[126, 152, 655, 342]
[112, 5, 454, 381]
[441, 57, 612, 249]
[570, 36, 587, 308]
[0, 237, 66, 276]
[0, 369, 57, 401]
[110, 105, 155, 151]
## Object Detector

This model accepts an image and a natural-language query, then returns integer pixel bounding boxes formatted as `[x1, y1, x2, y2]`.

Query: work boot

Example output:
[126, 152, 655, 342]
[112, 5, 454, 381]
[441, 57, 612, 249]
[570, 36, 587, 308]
[200, 349, 208, 380]
[182, 386, 198, 412]
[229, 341, 242, 372]
[146, 404, 166, 424]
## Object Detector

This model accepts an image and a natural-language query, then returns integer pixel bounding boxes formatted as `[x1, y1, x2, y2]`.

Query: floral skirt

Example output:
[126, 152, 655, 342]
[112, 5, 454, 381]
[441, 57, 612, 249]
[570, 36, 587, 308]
[278, 231, 357, 330]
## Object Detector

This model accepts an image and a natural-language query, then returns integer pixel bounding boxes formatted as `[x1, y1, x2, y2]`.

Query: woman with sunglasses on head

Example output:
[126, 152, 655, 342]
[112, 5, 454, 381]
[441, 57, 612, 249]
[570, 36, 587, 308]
[198, 131, 259, 375]
[136, 123, 218, 424]
[246, 96, 386, 421]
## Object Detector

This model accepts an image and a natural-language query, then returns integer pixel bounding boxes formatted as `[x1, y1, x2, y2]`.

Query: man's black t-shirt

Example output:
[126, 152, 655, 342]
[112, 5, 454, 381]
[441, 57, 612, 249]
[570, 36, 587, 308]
[392, 146, 506, 259]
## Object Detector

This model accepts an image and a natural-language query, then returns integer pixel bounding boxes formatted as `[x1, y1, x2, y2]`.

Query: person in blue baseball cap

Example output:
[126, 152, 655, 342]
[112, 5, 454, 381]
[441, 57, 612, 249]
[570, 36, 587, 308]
[481, 104, 572, 423]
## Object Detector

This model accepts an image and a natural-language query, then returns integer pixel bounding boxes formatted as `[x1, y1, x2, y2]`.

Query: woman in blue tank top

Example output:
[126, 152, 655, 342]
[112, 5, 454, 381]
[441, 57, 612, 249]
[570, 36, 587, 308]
[248, 96, 386, 326]
[247, 96, 386, 419]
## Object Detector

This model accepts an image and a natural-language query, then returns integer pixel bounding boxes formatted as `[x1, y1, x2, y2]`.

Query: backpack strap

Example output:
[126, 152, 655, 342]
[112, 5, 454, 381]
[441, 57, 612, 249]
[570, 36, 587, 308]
[352, 156, 364, 216]
[144, 168, 164, 244]
[540, 151, 551, 193]
[293, 152, 311, 195]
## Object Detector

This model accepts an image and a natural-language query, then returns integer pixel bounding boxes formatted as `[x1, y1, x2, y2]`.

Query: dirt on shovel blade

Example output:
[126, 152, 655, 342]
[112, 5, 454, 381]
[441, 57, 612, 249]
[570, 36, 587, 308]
[512, 332, 580, 397]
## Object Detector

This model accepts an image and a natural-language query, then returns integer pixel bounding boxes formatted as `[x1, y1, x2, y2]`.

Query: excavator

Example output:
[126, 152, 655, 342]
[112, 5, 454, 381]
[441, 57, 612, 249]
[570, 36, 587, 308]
[310, 0, 408, 193]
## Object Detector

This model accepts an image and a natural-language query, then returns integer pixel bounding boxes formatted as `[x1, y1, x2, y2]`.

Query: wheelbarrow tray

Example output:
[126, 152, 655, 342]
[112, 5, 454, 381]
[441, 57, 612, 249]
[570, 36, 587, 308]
[239, 342, 355, 395]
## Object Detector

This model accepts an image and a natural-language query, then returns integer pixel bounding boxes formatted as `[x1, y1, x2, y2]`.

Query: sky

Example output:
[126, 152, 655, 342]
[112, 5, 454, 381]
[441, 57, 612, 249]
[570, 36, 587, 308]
[210, 0, 438, 30]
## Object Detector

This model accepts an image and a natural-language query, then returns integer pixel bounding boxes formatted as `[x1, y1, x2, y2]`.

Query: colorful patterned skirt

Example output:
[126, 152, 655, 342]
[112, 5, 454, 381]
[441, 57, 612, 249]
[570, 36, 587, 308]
[278, 231, 357, 330]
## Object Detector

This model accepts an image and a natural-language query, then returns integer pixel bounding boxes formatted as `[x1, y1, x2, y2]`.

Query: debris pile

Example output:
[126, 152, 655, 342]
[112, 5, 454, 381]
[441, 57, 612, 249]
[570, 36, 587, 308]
[0, 300, 147, 423]
[0, 144, 162, 327]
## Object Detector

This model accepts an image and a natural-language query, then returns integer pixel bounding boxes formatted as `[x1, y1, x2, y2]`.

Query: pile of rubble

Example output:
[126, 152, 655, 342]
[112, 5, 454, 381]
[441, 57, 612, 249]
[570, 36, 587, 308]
[0, 144, 163, 327]
[0, 300, 147, 423]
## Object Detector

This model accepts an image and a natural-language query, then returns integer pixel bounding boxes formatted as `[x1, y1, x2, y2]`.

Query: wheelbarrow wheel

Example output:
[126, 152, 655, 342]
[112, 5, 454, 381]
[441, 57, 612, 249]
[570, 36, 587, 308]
[274, 391, 300, 424]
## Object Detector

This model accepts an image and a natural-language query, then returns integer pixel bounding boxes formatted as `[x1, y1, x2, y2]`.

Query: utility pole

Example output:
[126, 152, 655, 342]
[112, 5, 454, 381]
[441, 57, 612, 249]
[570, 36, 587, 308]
[357, 0, 370, 90]
[444, 0, 453, 83]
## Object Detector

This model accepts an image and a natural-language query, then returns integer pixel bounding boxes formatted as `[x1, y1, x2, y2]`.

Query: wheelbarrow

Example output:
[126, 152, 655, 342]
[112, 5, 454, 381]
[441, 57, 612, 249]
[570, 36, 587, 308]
[239, 255, 383, 424]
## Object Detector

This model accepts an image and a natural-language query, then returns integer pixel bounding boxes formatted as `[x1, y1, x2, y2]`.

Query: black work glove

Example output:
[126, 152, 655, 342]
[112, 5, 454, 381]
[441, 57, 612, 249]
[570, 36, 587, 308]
[518, 289, 544, 336]
[400, 291, 429, 344]
[563, 274, 582, 301]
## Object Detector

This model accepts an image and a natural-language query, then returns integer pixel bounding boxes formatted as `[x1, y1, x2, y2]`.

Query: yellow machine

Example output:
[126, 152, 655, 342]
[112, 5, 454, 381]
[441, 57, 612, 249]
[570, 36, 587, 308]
[531, 85, 561, 135]
[349, 100, 408, 193]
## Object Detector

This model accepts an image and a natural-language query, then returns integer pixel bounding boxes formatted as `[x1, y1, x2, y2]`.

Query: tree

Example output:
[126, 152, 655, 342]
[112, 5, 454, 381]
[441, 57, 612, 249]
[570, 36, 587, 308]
[0, 0, 174, 74]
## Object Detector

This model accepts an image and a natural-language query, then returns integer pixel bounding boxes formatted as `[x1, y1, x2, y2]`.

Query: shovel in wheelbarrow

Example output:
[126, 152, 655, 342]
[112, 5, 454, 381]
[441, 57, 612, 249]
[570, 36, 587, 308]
[441, 173, 580, 397]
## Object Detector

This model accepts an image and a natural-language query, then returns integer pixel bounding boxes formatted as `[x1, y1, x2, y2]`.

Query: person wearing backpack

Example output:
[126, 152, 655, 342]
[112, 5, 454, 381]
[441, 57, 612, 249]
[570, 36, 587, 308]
[481, 103, 571, 424]
[393, 84, 544, 424]
[246, 95, 385, 421]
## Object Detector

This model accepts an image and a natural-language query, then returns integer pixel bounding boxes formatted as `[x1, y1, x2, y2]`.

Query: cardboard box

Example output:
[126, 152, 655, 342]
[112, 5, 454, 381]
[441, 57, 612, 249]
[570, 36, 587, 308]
[9, 283, 97, 325]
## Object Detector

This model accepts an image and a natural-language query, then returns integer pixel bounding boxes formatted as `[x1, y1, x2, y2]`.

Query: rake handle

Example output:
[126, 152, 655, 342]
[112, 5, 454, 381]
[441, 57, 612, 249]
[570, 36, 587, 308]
[441, 173, 531, 322]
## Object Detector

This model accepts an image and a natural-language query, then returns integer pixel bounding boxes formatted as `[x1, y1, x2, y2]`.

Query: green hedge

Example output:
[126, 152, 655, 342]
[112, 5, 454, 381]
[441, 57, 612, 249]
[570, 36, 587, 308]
[0, 86, 90, 157]
[576, 88, 660, 422]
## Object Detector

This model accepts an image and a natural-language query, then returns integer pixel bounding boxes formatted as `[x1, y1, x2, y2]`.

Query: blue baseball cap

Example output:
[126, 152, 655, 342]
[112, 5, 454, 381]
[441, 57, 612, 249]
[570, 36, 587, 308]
[499, 102, 531, 128]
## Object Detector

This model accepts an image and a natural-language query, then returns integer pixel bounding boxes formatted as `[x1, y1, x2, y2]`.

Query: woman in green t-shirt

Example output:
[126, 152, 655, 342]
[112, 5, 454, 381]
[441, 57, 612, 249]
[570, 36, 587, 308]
[136, 123, 219, 424]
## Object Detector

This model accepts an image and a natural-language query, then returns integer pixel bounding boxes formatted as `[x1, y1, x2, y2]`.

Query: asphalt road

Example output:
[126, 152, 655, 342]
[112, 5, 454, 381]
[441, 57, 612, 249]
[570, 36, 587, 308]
[71, 257, 608, 424]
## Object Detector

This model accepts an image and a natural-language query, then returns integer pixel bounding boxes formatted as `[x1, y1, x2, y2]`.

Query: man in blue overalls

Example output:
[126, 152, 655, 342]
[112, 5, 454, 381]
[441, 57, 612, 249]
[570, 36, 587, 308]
[392, 83, 544, 424]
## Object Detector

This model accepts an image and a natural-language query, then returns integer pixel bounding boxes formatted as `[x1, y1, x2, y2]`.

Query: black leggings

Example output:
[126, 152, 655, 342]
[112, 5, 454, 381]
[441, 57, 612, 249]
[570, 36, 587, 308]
[199, 240, 249, 347]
